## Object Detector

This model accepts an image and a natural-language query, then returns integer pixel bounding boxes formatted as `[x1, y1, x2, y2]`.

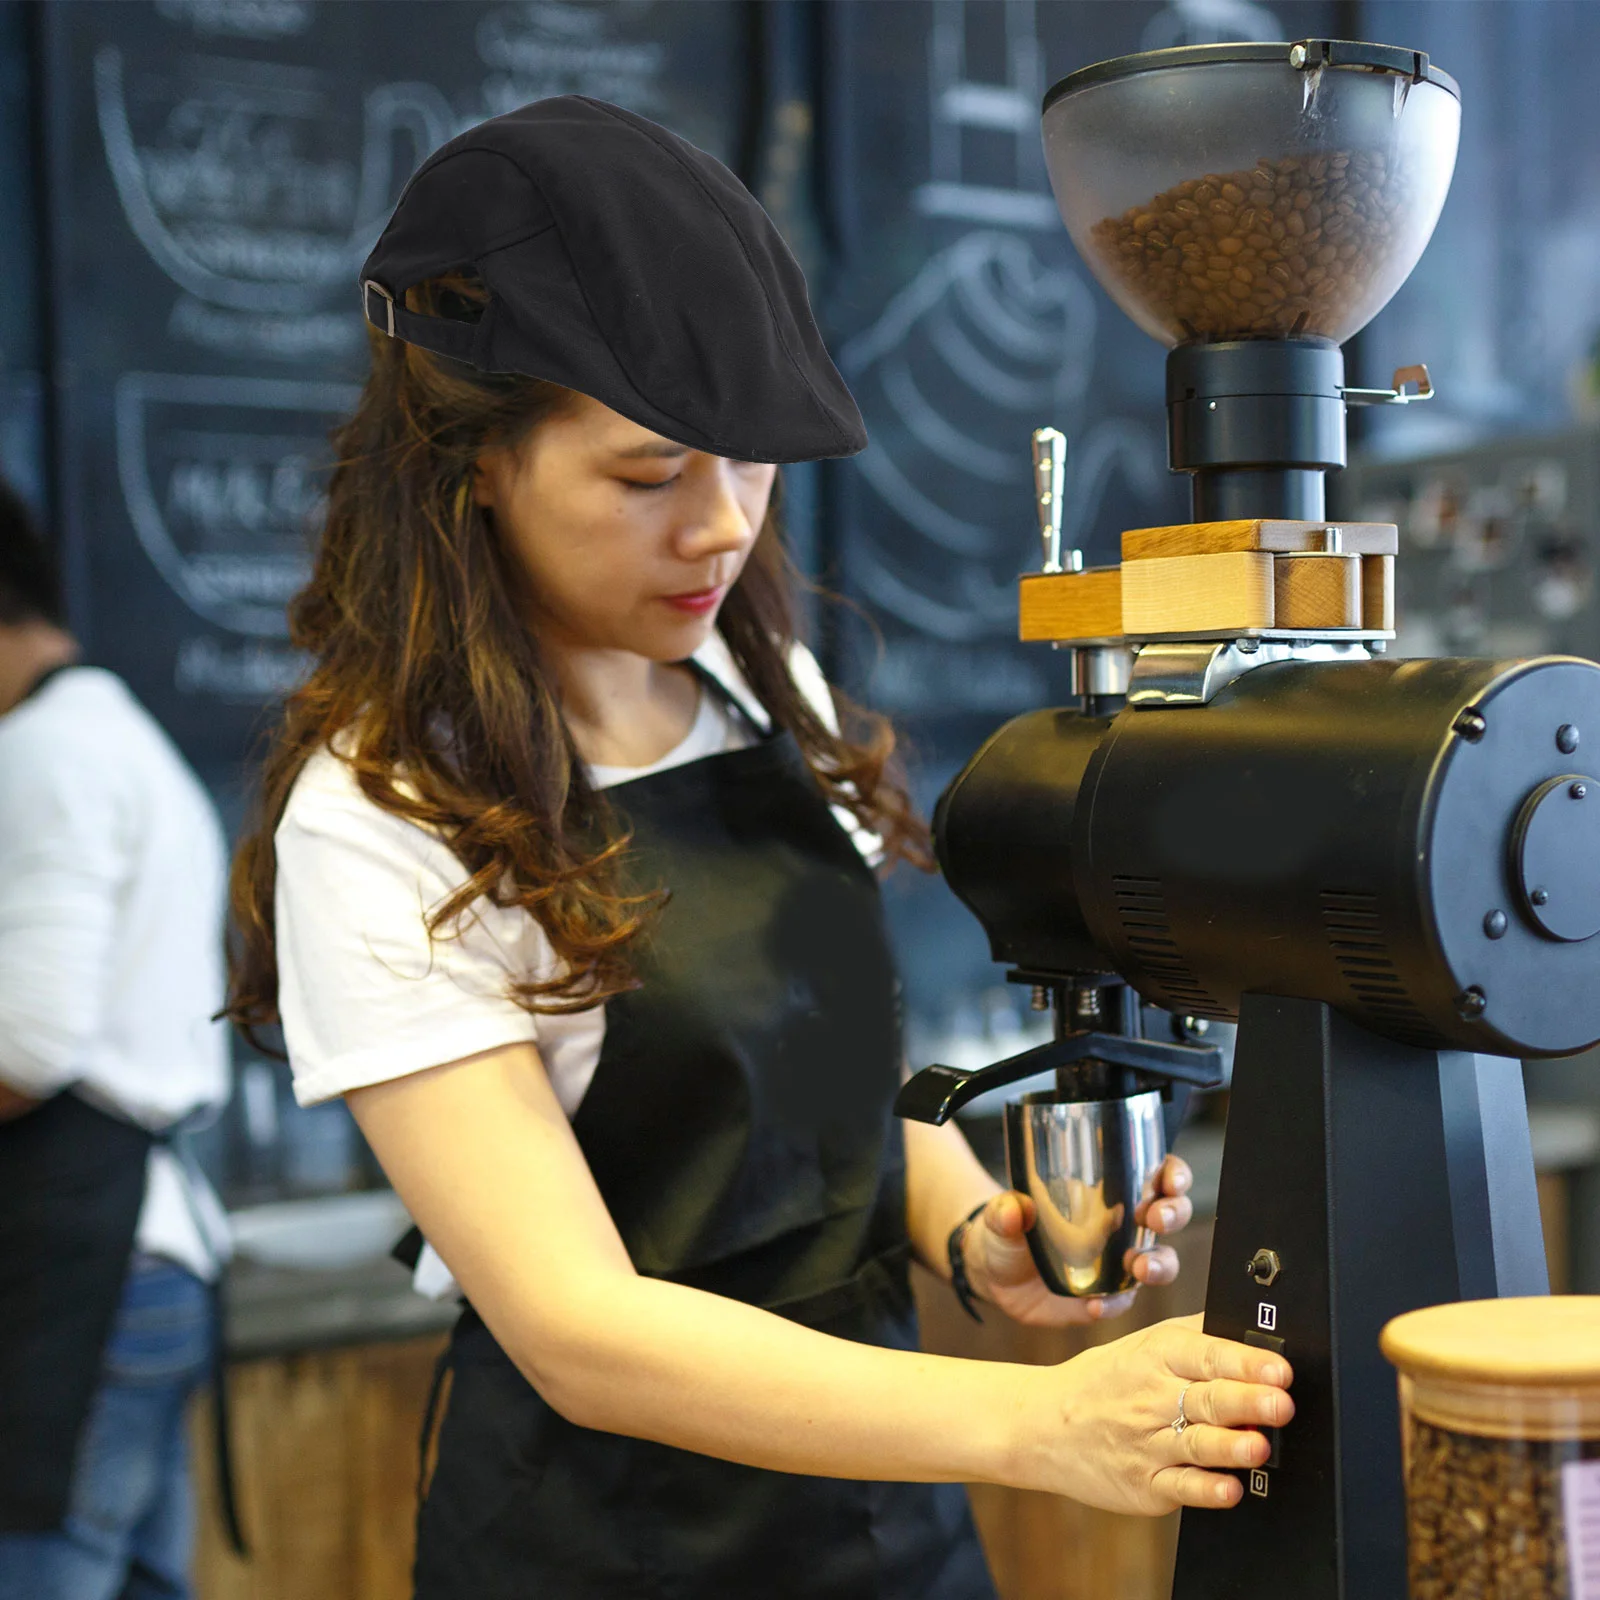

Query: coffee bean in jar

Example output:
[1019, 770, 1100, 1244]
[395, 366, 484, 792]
[1382, 1298, 1600, 1600]
[1088, 152, 1412, 343]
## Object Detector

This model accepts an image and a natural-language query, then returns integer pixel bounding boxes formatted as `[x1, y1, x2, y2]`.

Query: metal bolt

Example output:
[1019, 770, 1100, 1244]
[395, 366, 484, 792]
[1453, 709, 1487, 743]
[1181, 1015, 1211, 1038]
[1484, 909, 1508, 940]
[1074, 987, 1102, 1022]
[1573, 782, 1589, 800]
[1532, 887, 1550, 906]
[1559, 724, 1581, 755]
[1237, 638, 1261, 655]
[1030, 985, 1050, 1013]
[1208, 400, 1218, 411]
[1247, 1248, 1283, 1287]
[1455, 986, 1488, 1020]
[1289, 42, 1308, 67]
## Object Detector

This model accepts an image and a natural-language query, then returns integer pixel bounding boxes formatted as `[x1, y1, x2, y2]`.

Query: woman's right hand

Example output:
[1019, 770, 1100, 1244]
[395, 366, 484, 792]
[1014, 1313, 1295, 1515]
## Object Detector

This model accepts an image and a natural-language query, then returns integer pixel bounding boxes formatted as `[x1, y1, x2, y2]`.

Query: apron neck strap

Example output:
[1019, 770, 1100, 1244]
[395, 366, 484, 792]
[684, 655, 772, 741]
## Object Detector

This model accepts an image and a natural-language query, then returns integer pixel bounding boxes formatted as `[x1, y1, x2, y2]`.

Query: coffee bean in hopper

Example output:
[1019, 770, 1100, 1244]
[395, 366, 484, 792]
[1089, 152, 1411, 342]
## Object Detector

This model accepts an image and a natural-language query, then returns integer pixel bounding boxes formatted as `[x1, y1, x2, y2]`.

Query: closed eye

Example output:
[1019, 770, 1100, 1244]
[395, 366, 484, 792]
[621, 476, 679, 492]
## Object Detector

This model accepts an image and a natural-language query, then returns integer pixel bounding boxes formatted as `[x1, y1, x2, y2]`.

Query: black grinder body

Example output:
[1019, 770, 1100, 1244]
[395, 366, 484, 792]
[936, 654, 1600, 1061]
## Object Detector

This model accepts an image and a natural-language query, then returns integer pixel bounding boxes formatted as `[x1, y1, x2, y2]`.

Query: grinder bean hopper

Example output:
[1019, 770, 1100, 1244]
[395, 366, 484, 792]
[897, 40, 1599, 1600]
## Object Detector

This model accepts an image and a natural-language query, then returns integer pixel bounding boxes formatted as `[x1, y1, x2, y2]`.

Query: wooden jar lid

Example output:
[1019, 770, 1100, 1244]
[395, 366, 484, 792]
[1382, 1297, 1600, 1387]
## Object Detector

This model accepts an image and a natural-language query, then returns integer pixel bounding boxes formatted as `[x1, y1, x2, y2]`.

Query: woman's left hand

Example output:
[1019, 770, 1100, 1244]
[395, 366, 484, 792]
[964, 1154, 1194, 1328]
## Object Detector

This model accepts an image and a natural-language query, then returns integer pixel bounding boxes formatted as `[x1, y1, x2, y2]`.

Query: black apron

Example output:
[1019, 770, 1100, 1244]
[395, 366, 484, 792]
[0, 1091, 151, 1530]
[411, 679, 995, 1600]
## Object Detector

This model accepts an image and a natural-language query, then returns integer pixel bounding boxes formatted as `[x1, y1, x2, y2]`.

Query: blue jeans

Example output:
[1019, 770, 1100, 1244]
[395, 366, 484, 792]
[0, 1255, 213, 1600]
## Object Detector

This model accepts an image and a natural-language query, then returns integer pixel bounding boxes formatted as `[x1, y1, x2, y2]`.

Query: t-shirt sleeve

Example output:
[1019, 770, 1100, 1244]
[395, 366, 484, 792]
[274, 755, 546, 1106]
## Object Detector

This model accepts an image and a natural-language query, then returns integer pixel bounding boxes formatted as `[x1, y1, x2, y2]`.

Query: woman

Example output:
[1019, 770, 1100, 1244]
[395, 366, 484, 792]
[230, 97, 1293, 1600]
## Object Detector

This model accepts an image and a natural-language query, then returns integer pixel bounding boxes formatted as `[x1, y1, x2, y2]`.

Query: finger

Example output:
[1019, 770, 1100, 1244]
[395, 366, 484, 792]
[976, 1196, 1052, 1291]
[1166, 1327, 1295, 1389]
[1138, 1194, 1194, 1234]
[1129, 1246, 1179, 1286]
[1080, 1290, 1137, 1321]
[1151, 1465, 1244, 1511]
[1171, 1421, 1272, 1473]
[1185, 1378, 1296, 1430]
[982, 1191, 1029, 1240]
[1018, 1294, 1115, 1328]
[1159, 1155, 1193, 1197]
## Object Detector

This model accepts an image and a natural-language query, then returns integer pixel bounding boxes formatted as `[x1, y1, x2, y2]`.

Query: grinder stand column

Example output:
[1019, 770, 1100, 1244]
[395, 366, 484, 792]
[1172, 997, 1547, 1600]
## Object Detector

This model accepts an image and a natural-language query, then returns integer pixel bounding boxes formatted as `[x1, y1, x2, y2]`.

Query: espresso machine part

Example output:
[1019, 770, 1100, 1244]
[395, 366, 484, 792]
[895, 37, 1570, 1600]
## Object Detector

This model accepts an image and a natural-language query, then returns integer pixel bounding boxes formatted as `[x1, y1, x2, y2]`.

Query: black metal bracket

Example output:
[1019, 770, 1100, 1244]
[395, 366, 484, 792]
[894, 1029, 1224, 1126]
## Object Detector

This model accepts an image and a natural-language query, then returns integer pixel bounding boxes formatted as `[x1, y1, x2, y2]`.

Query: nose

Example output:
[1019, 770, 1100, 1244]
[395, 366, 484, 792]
[674, 460, 764, 563]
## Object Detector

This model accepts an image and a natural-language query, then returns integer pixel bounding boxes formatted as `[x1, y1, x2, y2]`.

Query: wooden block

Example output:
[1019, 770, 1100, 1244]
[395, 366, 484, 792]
[1362, 553, 1396, 631]
[1121, 519, 1399, 561]
[1274, 552, 1362, 629]
[1121, 550, 1276, 635]
[1018, 566, 1123, 642]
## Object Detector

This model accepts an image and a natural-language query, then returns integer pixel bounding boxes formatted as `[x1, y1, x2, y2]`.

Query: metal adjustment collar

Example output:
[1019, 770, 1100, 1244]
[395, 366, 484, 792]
[362, 279, 397, 337]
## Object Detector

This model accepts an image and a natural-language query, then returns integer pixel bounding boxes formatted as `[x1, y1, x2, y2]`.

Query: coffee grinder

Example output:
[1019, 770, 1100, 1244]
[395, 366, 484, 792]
[896, 40, 1600, 1599]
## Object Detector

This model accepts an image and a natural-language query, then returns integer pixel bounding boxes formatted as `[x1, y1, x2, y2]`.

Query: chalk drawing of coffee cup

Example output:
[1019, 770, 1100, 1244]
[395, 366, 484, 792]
[116, 372, 360, 636]
[96, 45, 451, 312]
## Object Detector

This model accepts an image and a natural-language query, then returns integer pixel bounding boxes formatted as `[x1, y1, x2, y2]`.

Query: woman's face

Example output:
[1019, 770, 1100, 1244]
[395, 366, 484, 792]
[473, 392, 777, 662]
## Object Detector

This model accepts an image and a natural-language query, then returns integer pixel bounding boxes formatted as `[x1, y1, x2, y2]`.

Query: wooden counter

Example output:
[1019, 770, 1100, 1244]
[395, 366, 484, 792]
[191, 1332, 447, 1600]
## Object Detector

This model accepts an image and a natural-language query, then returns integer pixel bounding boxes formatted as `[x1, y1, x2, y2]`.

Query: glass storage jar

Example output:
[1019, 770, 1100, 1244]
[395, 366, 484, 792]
[1381, 1297, 1600, 1600]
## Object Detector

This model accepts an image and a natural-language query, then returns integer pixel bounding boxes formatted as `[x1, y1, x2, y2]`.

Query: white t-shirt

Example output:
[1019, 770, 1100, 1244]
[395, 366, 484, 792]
[0, 668, 232, 1280]
[274, 638, 876, 1296]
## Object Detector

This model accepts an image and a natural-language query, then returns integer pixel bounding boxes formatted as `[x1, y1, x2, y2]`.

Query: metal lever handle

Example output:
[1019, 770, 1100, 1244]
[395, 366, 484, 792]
[1341, 362, 1434, 407]
[1031, 427, 1078, 574]
[894, 1030, 1225, 1125]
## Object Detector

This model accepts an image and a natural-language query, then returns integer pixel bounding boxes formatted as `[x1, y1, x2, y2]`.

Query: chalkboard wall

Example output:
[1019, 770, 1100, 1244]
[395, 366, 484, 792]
[37, 0, 754, 787]
[0, 1, 41, 513]
[1356, 1, 1600, 457]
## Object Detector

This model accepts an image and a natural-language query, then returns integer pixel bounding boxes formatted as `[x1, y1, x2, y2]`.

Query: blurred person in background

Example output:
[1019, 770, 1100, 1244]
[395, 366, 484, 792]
[0, 478, 231, 1600]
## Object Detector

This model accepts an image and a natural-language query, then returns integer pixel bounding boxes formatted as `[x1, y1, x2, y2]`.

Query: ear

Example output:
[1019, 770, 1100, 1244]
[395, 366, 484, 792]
[470, 452, 500, 511]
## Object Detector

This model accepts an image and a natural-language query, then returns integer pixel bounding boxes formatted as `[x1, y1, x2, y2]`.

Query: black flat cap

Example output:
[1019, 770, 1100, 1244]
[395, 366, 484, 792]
[359, 95, 866, 464]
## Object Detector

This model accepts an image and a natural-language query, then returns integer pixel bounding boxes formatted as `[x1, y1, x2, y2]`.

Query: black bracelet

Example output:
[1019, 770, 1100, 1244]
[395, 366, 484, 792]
[947, 1200, 990, 1324]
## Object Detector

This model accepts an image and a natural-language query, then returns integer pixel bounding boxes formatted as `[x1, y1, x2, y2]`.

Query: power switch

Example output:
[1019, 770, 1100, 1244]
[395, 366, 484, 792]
[1243, 1331, 1286, 1469]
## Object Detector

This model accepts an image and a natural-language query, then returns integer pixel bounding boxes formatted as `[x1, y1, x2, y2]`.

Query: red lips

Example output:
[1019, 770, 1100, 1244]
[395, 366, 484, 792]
[661, 586, 726, 616]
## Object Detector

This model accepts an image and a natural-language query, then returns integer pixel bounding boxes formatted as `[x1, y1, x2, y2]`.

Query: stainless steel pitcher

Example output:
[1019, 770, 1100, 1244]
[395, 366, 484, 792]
[1004, 1088, 1167, 1298]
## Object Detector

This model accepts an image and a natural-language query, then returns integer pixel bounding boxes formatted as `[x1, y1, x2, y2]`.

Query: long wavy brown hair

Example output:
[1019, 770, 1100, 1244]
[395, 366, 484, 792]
[227, 286, 928, 1045]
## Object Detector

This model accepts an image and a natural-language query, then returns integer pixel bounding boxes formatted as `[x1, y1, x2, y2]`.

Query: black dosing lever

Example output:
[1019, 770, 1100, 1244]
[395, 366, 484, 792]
[895, 1030, 1225, 1126]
